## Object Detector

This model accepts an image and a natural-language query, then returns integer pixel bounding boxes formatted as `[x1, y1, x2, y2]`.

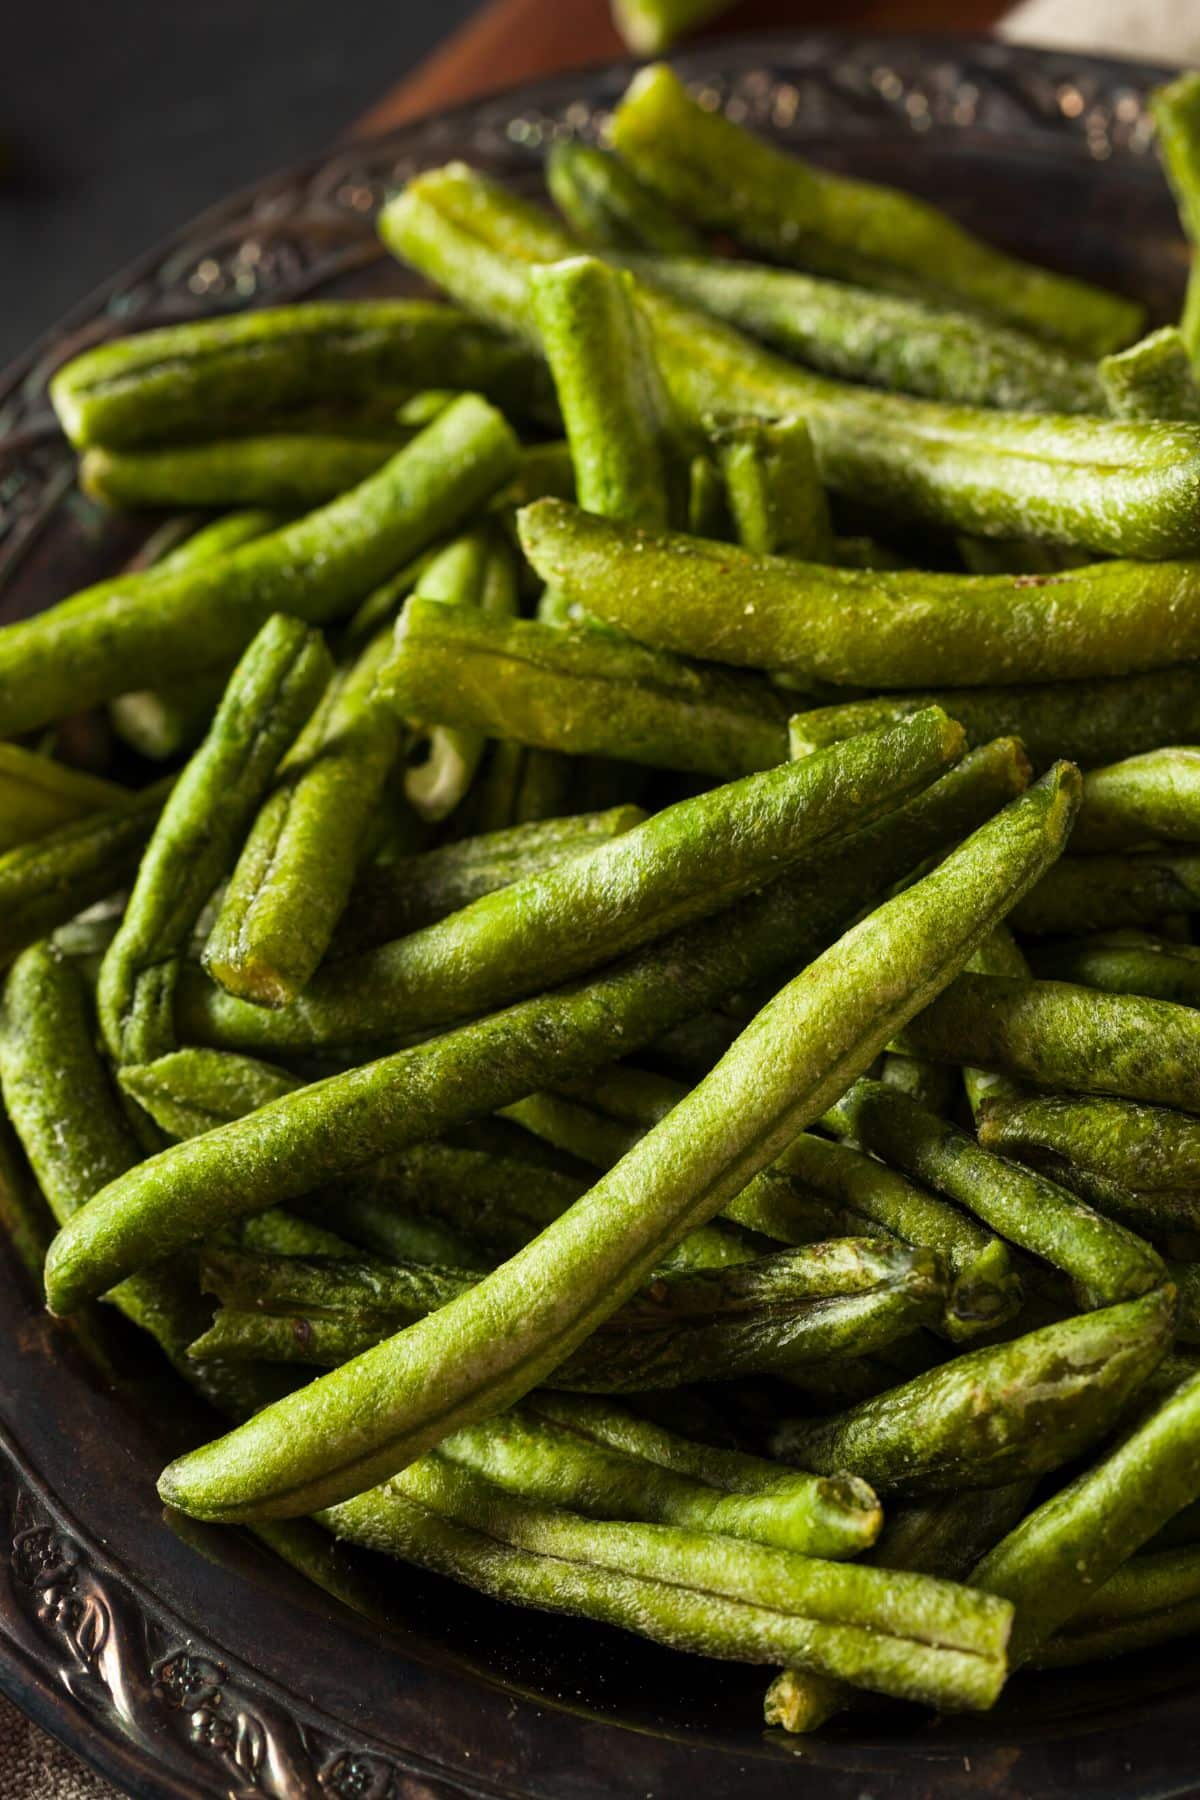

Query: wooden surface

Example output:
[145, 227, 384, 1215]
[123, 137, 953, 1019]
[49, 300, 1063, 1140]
[356, 0, 1010, 135]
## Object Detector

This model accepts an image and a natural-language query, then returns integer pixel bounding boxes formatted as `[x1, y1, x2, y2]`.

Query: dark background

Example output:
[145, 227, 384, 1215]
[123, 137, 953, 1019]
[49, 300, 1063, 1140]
[1, 0, 480, 368]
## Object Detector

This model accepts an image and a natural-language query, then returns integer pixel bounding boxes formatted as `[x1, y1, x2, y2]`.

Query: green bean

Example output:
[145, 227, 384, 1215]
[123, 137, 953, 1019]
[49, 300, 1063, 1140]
[119, 1047, 300, 1140]
[1027, 930, 1200, 1006]
[44, 737, 1030, 1322]
[630, 252, 1106, 413]
[609, 0, 733, 52]
[97, 615, 331, 1064]
[440, 1396, 880, 1558]
[1069, 749, 1200, 851]
[181, 710, 963, 1053]
[383, 165, 1200, 557]
[331, 806, 645, 955]
[960, 925, 1030, 1119]
[545, 140, 705, 254]
[385, 598, 790, 779]
[0, 1115, 56, 1284]
[502, 1091, 644, 1170]
[148, 763, 1078, 1520]
[80, 435, 406, 512]
[772, 1286, 1174, 1497]
[979, 1093, 1200, 1235]
[202, 629, 401, 1006]
[971, 1361, 1200, 1662]
[1154, 73, 1200, 359]
[531, 256, 690, 531]
[826, 1079, 1164, 1308]
[611, 65, 1141, 353]
[788, 667, 1200, 771]
[323, 1460, 1011, 1713]
[1012, 851, 1200, 936]
[522, 499, 1200, 689]
[1031, 1593, 1200, 1666]
[879, 1052, 960, 1118]
[1051, 1545, 1200, 1634]
[0, 944, 281, 1416]
[511, 749, 574, 824]
[709, 414, 833, 561]
[765, 1480, 1034, 1731]
[402, 527, 520, 822]
[898, 974, 1200, 1114]
[1099, 327, 1200, 421]
[50, 300, 552, 447]
[0, 396, 519, 739]
[234, 1209, 354, 1260]
[0, 745, 129, 855]
[0, 779, 172, 965]
[1172, 1263, 1200, 1343]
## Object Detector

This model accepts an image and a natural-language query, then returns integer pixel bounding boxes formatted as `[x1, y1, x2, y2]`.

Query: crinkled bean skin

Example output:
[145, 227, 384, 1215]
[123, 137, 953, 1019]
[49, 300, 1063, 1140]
[1100, 327, 1200, 421]
[380, 168, 1199, 557]
[204, 628, 402, 1007]
[1028, 931, 1200, 1007]
[825, 1079, 1165, 1309]
[385, 598, 790, 781]
[519, 500, 1200, 690]
[629, 252, 1106, 413]
[611, 64, 1142, 353]
[897, 974, 1200, 1114]
[170, 709, 964, 1052]
[972, 1364, 1200, 1663]
[119, 1048, 301, 1141]
[545, 140, 705, 254]
[771, 1287, 1175, 1497]
[1012, 852, 1200, 936]
[0, 396, 520, 739]
[97, 614, 332, 1066]
[1071, 750, 1200, 851]
[788, 668, 1200, 772]
[146, 764, 1077, 1522]
[80, 435, 406, 512]
[50, 299, 551, 447]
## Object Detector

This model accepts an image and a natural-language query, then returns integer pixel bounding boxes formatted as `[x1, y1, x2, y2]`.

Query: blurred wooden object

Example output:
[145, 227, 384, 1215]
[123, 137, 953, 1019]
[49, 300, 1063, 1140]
[355, 0, 1009, 135]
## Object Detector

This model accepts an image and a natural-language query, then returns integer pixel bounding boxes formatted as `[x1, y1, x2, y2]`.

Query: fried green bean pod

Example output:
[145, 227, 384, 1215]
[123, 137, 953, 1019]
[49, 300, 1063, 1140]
[174, 709, 964, 1052]
[630, 252, 1106, 413]
[440, 1396, 881, 1558]
[530, 257, 690, 531]
[709, 414, 833, 562]
[50, 300, 552, 447]
[897, 974, 1200, 1114]
[1153, 73, 1200, 362]
[1070, 750, 1200, 851]
[611, 65, 1141, 353]
[0, 745, 129, 855]
[1027, 930, 1200, 1007]
[1031, 1545, 1200, 1653]
[381, 165, 1200, 557]
[44, 737, 1031, 1324]
[80, 435, 406, 512]
[402, 527, 520, 822]
[545, 140, 705, 255]
[771, 1286, 1174, 1497]
[765, 1480, 1034, 1731]
[323, 1459, 1011, 1713]
[825, 1079, 1164, 1309]
[0, 778, 172, 965]
[1032, 1593, 1200, 1666]
[521, 499, 1200, 690]
[1099, 327, 1200, 421]
[879, 1053, 961, 1118]
[384, 598, 790, 779]
[960, 925, 1030, 1120]
[971, 1362, 1200, 1662]
[119, 1047, 300, 1140]
[1012, 851, 1200, 936]
[0, 944, 280, 1416]
[0, 396, 519, 739]
[97, 615, 331, 1064]
[331, 806, 644, 955]
[203, 628, 402, 1006]
[148, 764, 1078, 1521]
[788, 667, 1200, 771]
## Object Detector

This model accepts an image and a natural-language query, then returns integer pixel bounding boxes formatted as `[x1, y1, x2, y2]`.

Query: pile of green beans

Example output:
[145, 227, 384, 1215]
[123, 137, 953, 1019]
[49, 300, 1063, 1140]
[11, 54, 1200, 1743]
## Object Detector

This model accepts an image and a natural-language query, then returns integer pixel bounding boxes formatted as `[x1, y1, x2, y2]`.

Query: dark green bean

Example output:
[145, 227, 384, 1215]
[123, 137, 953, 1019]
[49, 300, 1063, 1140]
[97, 614, 331, 1064]
[1012, 851, 1200, 936]
[50, 300, 552, 447]
[81, 435, 406, 511]
[611, 64, 1141, 352]
[771, 1287, 1175, 1497]
[0, 395, 519, 739]
[545, 140, 705, 254]
[879, 1052, 961, 1118]
[520, 499, 1200, 689]
[0, 745, 129, 855]
[119, 1047, 300, 1140]
[1027, 930, 1200, 1006]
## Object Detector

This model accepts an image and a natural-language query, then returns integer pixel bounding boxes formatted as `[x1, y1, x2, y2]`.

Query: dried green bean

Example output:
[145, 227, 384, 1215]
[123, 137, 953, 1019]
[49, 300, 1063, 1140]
[81, 435, 405, 511]
[1027, 930, 1200, 1006]
[709, 414, 833, 561]
[1099, 326, 1200, 420]
[545, 140, 705, 254]
[1012, 851, 1200, 936]
[1071, 750, 1200, 851]
[0, 745, 129, 855]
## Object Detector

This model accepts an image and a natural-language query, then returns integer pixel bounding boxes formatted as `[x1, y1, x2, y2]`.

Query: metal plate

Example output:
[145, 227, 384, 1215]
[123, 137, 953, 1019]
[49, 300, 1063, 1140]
[0, 32, 1195, 1800]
